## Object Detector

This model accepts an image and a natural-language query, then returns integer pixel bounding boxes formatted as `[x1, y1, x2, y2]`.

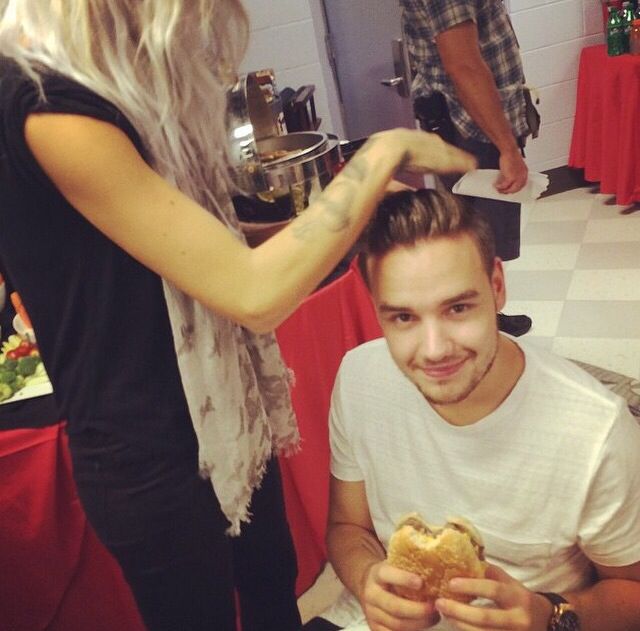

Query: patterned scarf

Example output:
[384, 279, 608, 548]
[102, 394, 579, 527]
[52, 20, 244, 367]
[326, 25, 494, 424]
[161, 195, 300, 535]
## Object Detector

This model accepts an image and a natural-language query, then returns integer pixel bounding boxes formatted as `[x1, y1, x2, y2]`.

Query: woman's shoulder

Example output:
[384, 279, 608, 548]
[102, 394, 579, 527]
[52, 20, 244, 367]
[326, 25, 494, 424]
[0, 54, 146, 157]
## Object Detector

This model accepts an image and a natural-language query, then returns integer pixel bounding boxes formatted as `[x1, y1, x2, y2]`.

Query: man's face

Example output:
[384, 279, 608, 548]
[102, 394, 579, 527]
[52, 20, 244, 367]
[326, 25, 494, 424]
[368, 234, 505, 408]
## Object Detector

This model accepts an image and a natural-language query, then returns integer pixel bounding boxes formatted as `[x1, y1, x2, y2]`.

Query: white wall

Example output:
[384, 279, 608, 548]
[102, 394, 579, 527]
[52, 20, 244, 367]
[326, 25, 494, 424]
[240, 0, 605, 171]
[239, 0, 341, 135]
[511, 0, 605, 171]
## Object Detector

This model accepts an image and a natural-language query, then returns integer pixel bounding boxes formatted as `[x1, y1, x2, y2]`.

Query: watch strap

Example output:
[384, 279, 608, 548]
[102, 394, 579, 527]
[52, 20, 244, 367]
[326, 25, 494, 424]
[538, 592, 569, 607]
[537, 592, 580, 631]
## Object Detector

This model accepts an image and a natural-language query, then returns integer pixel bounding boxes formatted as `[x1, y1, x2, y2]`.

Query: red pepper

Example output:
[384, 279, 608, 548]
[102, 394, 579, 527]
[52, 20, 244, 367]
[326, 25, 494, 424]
[6, 350, 18, 360]
[10, 341, 34, 358]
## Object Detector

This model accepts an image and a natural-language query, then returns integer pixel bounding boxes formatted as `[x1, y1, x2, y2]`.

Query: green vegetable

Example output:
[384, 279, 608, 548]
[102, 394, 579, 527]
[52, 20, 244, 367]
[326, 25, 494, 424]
[10, 375, 25, 393]
[1, 358, 18, 371]
[17, 356, 40, 377]
[0, 383, 13, 402]
[0, 370, 17, 384]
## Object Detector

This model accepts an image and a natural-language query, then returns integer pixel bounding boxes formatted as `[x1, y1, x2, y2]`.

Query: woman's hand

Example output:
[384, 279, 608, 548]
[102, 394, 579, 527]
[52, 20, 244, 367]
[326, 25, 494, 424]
[434, 564, 553, 631]
[361, 560, 441, 631]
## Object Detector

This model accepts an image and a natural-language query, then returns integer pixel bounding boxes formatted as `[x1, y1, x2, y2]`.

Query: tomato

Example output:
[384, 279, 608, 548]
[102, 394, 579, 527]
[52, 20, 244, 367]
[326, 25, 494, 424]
[6, 350, 19, 360]
[14, 341, 34, 358]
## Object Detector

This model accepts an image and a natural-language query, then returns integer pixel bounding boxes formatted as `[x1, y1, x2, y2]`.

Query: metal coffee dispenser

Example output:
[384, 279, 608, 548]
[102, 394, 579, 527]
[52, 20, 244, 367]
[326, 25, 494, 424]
[226, 72, 342, 220]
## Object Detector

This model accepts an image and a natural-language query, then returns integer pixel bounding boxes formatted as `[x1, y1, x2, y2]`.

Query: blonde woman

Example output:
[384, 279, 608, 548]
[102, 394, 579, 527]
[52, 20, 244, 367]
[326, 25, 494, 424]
[0, 2, 475, 630]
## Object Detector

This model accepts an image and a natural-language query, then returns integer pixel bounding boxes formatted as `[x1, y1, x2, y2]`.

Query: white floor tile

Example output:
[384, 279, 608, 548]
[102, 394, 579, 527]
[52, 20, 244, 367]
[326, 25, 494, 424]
[557, 301, 640, 339]
[507, 243, 581, 271]
[522, 336, 554, 350]
[520, 201, 534, 231]
[551, 338, 640, 379]
[567, 270, 640, 301]
[297, 563, 343, 624]
[527, 198, 592, 223]
[522, 220, 587, 245]
[501, 300, 564, 337]
[583, 217, 640, 243]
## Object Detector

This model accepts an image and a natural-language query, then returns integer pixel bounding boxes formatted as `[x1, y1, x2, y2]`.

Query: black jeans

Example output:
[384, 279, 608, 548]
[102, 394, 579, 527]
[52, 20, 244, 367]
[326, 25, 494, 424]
[68, 430, 301, 631]
[440, 131, 522, 262]
[413, 99, 523, 262]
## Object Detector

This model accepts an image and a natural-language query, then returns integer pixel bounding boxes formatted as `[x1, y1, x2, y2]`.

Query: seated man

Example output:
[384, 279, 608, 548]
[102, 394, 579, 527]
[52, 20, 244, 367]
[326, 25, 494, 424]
[305, 189, 640, 631]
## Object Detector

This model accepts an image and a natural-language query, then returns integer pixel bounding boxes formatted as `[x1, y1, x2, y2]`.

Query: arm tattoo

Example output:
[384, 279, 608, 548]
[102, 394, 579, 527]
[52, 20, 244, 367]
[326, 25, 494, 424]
[291, 139, 379, 241]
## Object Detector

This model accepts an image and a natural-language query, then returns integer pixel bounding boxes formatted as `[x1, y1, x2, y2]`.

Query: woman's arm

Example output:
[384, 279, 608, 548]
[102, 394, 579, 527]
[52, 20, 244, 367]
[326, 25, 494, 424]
[25, 114, 474, 332]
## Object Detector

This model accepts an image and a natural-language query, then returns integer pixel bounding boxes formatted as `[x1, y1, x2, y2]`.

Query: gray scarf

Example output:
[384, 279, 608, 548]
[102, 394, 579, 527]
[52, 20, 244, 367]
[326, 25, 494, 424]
[161, 194, 300, 535]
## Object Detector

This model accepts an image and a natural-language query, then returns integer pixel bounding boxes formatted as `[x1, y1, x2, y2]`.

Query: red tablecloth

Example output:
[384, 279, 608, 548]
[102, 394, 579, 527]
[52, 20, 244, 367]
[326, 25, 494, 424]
[276, 260, 382, 595]
[569, 44, 640, 205]
[0, 422, 145, 631]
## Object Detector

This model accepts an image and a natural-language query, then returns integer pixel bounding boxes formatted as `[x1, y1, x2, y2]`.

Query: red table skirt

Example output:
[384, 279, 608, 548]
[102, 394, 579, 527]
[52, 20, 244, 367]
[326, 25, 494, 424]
[569, 44, 640, 205]
[276, 260, 381, 594]
[0, 422, 146, 631]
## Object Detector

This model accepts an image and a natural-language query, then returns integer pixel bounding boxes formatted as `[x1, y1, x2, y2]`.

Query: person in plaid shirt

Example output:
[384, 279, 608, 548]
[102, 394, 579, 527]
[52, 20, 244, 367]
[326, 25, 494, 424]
[401, 0, 532, 338]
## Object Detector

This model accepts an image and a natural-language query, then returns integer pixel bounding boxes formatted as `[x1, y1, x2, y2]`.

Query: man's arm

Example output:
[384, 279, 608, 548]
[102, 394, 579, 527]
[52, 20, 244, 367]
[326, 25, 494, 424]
[567, 560, 640, 631]
[326, 475, 436, 631]
[436, 20, 528, 194]
[434, 560, 640, 631]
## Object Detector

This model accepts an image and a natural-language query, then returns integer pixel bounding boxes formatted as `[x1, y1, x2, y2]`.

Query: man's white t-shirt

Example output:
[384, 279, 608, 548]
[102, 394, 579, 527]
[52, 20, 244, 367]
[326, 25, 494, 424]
[323, 337, 640, 630]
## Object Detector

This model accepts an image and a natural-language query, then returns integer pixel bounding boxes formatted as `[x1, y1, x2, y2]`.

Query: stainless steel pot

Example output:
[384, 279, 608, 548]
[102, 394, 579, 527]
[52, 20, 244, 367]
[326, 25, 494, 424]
[226, 75, 343, 216]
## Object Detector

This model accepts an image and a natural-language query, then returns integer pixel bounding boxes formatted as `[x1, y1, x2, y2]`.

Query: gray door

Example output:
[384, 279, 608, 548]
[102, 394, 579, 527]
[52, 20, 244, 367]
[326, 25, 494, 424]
[321, 0, 415, 140]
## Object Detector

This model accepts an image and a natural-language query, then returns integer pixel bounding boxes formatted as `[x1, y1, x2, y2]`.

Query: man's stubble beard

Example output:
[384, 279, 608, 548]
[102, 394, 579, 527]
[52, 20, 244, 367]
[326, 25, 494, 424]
[416, 331, 500, 406]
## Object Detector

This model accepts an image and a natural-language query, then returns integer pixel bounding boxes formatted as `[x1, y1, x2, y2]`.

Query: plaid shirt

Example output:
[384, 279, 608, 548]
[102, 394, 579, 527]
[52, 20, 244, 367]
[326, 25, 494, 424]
[401, 0, 529, 143]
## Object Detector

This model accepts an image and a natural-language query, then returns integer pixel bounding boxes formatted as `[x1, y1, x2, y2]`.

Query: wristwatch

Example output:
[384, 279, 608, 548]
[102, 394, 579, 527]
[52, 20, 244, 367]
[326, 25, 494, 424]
[538, 592, 580, 631]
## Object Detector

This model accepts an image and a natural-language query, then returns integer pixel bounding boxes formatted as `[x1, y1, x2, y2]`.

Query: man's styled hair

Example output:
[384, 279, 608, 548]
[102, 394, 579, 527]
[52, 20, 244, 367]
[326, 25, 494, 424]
[362, 188, 496, 278]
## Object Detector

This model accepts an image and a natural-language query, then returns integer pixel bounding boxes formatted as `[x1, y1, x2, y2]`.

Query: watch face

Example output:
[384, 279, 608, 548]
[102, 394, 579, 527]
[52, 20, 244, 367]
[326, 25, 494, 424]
[557, 605, 581, 631]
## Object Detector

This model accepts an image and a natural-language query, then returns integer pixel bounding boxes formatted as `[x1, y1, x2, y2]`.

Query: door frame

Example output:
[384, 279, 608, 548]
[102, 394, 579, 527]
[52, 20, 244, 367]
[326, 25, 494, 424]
[308, 0, 347, 138]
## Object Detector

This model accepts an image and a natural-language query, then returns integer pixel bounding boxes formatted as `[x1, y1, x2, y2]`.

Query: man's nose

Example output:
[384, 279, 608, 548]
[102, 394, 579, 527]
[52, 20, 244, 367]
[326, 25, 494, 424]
[416, 321, 452, 363]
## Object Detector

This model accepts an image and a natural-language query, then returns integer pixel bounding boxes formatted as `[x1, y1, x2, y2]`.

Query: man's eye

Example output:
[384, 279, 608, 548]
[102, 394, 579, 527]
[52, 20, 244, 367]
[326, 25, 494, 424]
[450, 304, 470, 314]
[394, 313, 413, 323]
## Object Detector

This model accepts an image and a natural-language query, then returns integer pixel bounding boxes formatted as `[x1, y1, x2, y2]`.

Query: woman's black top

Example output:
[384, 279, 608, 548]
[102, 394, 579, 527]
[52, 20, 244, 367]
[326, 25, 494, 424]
[0, 56, 195, 452]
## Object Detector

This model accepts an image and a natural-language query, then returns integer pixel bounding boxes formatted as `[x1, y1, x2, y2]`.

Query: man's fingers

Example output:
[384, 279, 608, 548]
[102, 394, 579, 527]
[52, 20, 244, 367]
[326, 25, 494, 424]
[376, 562, 423, 590]
[436, 597, 515, 629]
[404, 132, 477, 174]
[484, 563, 516, 583]
[368, 602, 434, 631]
[495, 173, 527, 194]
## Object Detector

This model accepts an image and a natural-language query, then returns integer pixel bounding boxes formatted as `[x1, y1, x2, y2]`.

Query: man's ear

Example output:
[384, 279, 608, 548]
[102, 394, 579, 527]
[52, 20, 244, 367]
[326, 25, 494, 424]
[491, 257, 506, 312]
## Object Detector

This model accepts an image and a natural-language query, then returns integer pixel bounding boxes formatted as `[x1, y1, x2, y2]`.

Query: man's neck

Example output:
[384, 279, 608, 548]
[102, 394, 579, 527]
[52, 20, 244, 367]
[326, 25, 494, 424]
[433, 335, 525, 426]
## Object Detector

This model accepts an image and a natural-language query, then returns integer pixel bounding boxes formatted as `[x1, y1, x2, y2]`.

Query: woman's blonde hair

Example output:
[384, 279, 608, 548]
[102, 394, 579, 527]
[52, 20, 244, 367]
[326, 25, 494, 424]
[0, 0, 249, 223]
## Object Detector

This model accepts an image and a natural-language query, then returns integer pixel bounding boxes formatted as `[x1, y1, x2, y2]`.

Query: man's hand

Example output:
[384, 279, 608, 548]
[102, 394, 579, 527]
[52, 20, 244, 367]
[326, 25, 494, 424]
[434, 564, 552, 631]
[361, 560, 440, 631]
[495, 148, 528, 194]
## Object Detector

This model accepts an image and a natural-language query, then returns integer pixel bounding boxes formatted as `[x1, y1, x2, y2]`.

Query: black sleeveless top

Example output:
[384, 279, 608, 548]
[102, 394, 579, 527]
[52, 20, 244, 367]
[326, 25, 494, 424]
[0, 56, 195, 452]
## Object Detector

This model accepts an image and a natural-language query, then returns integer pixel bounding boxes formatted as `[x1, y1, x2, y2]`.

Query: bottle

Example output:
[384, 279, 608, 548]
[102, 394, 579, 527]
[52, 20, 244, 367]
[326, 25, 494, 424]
[631, 19, 640, 54]
[621, 1, 634, 50]
[607, 5, 626, 55]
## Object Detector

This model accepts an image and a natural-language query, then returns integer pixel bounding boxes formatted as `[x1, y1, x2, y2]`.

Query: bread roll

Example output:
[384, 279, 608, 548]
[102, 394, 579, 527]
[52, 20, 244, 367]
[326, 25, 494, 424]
[386, 513, 486, 603]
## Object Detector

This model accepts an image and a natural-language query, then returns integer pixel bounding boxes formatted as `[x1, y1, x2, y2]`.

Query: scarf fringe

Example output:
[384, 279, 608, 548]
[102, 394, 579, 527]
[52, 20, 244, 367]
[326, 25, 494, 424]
[199, 434, 302, 537]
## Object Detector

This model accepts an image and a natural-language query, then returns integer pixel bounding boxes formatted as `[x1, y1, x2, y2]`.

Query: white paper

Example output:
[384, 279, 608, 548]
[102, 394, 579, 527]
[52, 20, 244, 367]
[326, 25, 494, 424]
[452, 169, 549, 204]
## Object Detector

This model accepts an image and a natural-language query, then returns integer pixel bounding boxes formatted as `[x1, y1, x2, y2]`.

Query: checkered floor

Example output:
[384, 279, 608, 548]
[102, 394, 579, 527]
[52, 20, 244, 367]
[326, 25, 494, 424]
[504, 186, 640, 380]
